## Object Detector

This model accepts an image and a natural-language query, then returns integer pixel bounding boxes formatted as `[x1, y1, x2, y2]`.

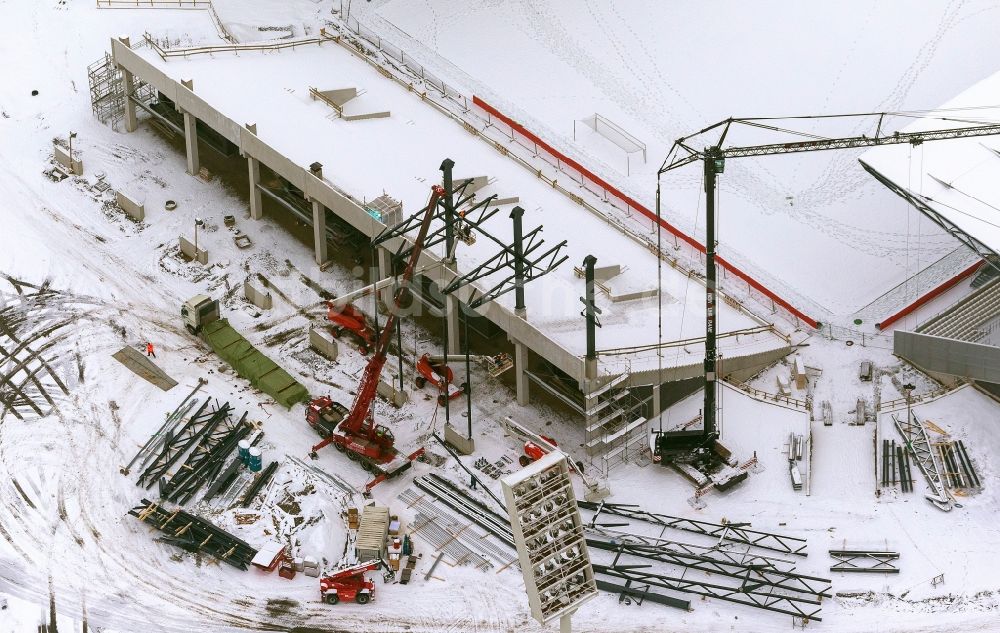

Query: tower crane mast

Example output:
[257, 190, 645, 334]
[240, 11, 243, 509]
[654, 112, 1000, 460]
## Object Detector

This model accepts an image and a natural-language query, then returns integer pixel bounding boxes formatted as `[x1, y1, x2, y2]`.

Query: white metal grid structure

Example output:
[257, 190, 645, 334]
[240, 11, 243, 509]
[500, 452, 597, 629]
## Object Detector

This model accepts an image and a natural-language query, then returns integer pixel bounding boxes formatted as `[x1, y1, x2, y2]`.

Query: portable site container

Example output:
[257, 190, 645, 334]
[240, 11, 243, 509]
[356, 505, 390, 562]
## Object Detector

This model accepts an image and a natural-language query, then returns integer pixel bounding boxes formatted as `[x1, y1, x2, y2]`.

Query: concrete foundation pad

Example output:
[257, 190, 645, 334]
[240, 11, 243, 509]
[444, 422, 475, 455]
[179, 236, 208, 264]
[309, 325, 338, 360]
[244, 279, 273, 310]
[115, 190, 145, 222]
[377, 378, 408, 407]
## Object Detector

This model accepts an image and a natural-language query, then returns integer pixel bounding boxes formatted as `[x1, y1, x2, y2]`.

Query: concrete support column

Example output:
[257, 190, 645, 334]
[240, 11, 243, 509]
[121, 69, 138, 133]
[247, 156, 262, 220]
[311, 199, 328, 265]
[376, 246, 393, 306]
[651, 383, 662, 417]
[513, 339, 529, 406]
[183, 111, 200, 176]
[446, 293, 460, 353]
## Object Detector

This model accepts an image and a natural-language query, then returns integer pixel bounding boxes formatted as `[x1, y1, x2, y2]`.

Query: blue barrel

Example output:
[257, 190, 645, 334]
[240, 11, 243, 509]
[247, 447, 262, 473]
[238, 440, 251, 464]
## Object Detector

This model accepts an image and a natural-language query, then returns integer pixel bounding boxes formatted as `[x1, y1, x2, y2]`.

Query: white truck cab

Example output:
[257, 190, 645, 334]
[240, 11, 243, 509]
[181, 294, 220, 334]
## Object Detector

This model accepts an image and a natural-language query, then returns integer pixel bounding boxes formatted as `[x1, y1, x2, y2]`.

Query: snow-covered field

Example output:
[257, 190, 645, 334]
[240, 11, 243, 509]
[1, 2, 1000, 633]
[363, 0, 1000, 320]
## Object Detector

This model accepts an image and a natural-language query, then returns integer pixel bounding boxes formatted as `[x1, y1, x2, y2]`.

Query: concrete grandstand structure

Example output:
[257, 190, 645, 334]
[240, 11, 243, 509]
[108, 32, 795, 458]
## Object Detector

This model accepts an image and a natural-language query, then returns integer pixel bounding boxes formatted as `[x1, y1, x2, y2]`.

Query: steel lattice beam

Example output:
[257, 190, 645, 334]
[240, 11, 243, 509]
[662, 117, 1000, 173]
[593, 564, 823, 621]
[860, 163, 1000, 276]
[892, 412, 953, 510]
[590, 539, 831, 598]
[829, 550, 900, 573]
[587, 526, 795, 571]
[580, 502, 808, 556]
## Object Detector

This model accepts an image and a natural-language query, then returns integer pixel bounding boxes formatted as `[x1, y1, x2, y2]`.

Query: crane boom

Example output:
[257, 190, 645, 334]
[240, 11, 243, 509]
[653, 110, 1000, 463]
[311, 185, 445, 454]
[663, 120, 1000, 172]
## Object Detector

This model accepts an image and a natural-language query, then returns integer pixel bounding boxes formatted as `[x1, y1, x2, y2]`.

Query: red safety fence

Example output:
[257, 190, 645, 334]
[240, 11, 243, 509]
[876, 260, 984, 331]
[472, 96, 820, 329]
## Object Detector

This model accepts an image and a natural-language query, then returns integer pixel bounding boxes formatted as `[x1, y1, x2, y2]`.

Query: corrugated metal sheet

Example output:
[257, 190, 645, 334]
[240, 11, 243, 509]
[356, 505, 389, 561]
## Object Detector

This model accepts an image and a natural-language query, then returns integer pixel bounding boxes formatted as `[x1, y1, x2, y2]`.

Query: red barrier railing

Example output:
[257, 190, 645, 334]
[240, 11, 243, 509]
[472, 95, 819, 329]
[876, 260, 984, 331]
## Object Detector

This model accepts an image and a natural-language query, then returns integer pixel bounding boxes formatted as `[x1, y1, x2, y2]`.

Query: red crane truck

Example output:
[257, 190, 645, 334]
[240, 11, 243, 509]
[319, 560, 382, 605]
[306, 186, 445, 482]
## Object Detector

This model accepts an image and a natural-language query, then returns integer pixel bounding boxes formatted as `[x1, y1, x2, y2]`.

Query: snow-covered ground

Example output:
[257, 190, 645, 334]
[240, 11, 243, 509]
[2, 2, 1000, 633]
[362, 0, 1000, 319]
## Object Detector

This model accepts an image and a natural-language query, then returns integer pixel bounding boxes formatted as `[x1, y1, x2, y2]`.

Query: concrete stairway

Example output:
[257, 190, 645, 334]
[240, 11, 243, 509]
[917, 277, 1000, 342]
[970, 257, 1000, 289]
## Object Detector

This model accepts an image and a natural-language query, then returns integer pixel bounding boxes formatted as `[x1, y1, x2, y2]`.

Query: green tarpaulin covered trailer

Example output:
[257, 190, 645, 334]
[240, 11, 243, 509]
[201, 318, 309, 408]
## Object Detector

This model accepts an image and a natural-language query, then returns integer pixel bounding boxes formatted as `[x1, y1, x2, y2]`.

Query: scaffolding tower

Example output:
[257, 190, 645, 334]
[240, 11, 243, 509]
[88, 52, 155, 129]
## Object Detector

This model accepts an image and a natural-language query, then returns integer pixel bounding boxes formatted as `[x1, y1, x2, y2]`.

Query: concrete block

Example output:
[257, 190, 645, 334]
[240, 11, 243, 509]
[377, 378, 408, 408]
[243, 279, 273, 310]
[316, 87, 357, 108]
[178, 236, 208, 265]
[443, 422, 475, 455]
[608, 287, 659, 302]
[593, 264, 622, 282]
[309, 325, 338, 361]
[53, 146, 83, 176]
[343, 111, 391, 122]
[115, 190, 145, 222]
[583, 484, 612, 502]
[454, 175, 489, 194]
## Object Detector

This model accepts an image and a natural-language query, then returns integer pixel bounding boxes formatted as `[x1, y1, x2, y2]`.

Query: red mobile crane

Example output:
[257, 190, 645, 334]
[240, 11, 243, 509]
[319, 560, 383, 605]
[307, 185, 446, 480]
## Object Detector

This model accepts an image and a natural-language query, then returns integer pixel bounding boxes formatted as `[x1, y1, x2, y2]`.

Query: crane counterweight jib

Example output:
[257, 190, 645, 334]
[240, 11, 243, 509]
[661, 117, 1000, 173]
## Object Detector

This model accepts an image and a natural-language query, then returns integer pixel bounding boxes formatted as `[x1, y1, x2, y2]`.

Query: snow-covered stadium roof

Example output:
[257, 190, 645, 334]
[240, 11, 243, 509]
[860, 71, 1000, 258]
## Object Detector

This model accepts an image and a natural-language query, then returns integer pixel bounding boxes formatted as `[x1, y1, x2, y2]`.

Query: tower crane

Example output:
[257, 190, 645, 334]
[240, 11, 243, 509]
[653, 113, 1000, 461]
[306, 185, 446, 483]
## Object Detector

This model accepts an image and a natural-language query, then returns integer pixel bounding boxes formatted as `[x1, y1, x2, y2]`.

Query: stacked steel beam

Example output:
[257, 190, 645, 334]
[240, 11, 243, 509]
[413, 474, 514, 547]
[954, 440, 981, 488]
[160, 411, 251, 504]
[239, 461, 279, 508]
[593, 563, 824, 620]
[137, 400, 232, 488]
[881, 438, 913, 492]
[399, 487, 512, 567]
[121, 380, 205, 476]
[130, 499, 258, 570]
